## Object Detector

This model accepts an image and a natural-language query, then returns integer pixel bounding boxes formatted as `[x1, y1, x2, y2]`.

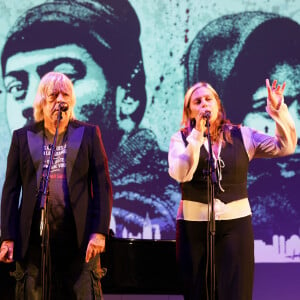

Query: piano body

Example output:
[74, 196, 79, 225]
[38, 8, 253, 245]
[101, 237, 183, 295]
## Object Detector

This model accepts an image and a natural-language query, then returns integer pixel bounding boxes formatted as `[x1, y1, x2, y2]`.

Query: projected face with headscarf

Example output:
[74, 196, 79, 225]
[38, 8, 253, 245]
[184, 11, 300, 240]
[1, 0, 146, 155]
[219, 17, 300, 155]
[184, 12, 300, 152]
[1, 0, 178, 240]
[3, 44, 123, 152]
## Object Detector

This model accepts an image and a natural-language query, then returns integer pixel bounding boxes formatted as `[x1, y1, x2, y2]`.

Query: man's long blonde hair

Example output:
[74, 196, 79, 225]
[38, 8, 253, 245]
[33, 72, 76, 122]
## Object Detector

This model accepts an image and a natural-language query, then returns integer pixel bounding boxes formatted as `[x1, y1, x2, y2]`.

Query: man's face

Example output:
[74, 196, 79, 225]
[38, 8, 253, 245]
[3, 44, 123, 151]
[43, 86, 74, 130]
[243, 63, 300, 154]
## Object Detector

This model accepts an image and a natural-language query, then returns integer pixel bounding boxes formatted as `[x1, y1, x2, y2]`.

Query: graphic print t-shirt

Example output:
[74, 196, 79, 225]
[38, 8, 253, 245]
[42, 130, 76, 245]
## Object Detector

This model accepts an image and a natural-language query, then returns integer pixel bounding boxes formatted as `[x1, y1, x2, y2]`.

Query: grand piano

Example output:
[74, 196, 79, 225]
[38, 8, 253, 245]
[101, 237, 183, 295]
[0, 237, 183, 297]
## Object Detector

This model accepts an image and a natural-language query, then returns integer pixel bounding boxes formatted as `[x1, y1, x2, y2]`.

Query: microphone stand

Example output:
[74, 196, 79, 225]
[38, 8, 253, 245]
[38, 105, 64, 300]
[205, 117, 218, 300]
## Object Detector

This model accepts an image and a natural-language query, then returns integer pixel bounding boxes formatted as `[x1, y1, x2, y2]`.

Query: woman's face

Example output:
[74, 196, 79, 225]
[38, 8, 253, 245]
[243, 63, 300, 153]
[188, 86, 219, 123]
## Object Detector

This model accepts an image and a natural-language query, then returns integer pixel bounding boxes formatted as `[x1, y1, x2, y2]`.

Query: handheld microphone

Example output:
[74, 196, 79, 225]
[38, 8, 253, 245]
[203, 111, 211, 119]
[59, 102, 69, 112]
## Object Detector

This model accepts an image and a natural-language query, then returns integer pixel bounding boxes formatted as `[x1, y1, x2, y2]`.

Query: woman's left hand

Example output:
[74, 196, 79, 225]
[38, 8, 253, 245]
[266, 78, 286, 110]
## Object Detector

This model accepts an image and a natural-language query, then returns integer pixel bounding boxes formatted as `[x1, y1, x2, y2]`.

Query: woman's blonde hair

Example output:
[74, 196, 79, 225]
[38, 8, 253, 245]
[181, 82, 232, 143]
[33, 72, 76, 122]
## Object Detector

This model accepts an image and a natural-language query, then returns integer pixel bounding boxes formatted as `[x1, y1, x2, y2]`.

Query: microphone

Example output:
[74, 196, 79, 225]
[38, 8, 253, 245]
[203, 111, 211, 119]
[59, 102, 69, 112]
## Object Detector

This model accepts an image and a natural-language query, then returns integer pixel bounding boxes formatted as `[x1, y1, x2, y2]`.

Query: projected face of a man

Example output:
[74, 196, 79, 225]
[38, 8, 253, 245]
[242, 63, 300, 153]
[4, 44, 123, 151]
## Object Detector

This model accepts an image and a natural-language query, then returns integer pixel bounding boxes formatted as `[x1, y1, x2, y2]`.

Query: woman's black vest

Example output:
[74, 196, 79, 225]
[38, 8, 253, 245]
[180, 126, 249, 204]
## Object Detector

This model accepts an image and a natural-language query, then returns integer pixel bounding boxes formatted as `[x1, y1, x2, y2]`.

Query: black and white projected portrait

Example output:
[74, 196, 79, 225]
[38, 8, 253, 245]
[0, 0, 300, 264]
[0, 0, 179, 239]
[1, 2, 300, 300]
[184, 11, 300, 254]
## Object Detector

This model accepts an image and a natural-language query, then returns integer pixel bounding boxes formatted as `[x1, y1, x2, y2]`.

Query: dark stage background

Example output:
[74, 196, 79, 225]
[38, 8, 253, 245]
[0, 0, 299, 298]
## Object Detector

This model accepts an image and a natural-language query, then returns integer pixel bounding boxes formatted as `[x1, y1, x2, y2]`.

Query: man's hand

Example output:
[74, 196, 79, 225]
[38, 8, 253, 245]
[0, 240, 14, 263]
[85, 233, 106, 263]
